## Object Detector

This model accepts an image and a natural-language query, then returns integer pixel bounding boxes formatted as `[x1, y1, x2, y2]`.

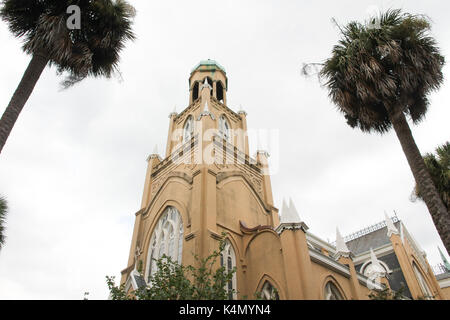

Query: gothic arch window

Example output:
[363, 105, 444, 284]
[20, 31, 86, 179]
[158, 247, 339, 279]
[216, 81, 224, 102]
[221, 240, 237, 299]
[183, 116, 194, 143]
[219, 115, 231, 142]
[145, 206, 184, 283]
[192, 82, 199, 102]
[412, 263, 433, 299]
[260, 281, 280, 300]
[324, 281, 345, 300]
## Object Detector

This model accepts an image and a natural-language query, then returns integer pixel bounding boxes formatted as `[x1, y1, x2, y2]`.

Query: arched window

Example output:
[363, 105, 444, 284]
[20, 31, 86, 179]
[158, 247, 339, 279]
[413, 263, 433, 299]
[183, 116, 193, 143]
[219, 115, 231, 142]
[220, 240, 237, 299]
[145, 206, 184, 283]
[192, 82, 199, 102]
[324, 281, 345, 300]
[260, 281, 279, 300]
[216, 81, 224, 102]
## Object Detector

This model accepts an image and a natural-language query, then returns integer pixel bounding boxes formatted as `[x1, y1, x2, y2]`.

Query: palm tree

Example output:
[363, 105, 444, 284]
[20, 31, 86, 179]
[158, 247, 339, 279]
[318, 9, 450, 253]
[413, 142, 449, 210]
[0, 0, 135, 154]
[0, 196, 7, 251]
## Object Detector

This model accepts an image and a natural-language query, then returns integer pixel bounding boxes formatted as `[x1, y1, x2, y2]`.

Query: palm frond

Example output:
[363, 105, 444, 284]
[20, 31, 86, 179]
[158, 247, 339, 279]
[319, 8, 444, 133]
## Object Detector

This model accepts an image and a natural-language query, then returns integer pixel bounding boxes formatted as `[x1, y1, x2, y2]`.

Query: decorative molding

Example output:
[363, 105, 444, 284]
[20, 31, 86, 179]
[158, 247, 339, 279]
[306, 231, 336, 254]
[209, 230, 223, 241]
[275, 222, 308, 235]
[331, 215, 400, 245]
[150, 171, 193, 199]
[240, 221, 273, 235]
[147, 154, 162, 162]
[135, 208, 145, 217]
[192, 169, 202, 178]
[197, 101, 216, 121]
[309, 249, 351, 278]
[185, 233, 196, 241]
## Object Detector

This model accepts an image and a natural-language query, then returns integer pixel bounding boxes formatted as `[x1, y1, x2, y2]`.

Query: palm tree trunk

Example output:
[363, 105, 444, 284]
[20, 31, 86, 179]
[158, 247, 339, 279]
[387, 106, 450, 255]
[0, 52, 49, 154]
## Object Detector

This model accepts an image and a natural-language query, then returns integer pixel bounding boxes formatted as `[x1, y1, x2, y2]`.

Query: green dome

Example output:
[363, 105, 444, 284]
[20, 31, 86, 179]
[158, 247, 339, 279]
[191, 59, 226, 73]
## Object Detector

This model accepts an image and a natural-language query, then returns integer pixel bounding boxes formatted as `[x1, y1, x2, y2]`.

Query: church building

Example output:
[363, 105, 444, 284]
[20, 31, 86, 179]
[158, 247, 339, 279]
[120, 60, 447, 300]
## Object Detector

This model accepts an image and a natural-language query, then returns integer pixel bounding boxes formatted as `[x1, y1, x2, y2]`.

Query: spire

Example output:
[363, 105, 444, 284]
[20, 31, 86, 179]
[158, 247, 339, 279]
[335, 227, 351, 258]
[201, 77, 212, 90]
[288, 197, 302, 223]
[276, 198, 308, 234]
[147, 144, 160, 161]
[197, 100, 215, 120]
[370, 248, 381, 268]
[367, 248, 386, 278]
[237, 104, 247, 116]
[169, 106, 178, 118]
[281, 198, 289, 221]
[280, 198, 302, 224]
[384, 213, 399, 237]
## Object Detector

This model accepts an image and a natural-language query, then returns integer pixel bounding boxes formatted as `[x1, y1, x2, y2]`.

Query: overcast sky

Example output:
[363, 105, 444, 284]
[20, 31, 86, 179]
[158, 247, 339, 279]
[0, 0, 449, 299]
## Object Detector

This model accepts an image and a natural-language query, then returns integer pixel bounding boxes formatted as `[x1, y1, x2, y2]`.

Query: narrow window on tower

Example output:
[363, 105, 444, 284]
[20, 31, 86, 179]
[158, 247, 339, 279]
[219, 115, 231, 142]
[216, 81, 224, 102]
[220, 240, 237, 299]
[192, 82, 199, 102]
[183, 116, 193, 143]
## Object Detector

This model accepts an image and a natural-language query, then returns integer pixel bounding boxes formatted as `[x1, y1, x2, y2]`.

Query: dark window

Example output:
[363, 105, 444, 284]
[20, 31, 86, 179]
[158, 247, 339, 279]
[216, 81, 224, 101]
[192, 82, 199, 102]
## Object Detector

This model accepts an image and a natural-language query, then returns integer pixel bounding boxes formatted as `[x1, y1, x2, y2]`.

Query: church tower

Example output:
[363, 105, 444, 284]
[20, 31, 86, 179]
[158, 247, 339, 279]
[120, 59, 280, 298]
[120, 60, 445, 300]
